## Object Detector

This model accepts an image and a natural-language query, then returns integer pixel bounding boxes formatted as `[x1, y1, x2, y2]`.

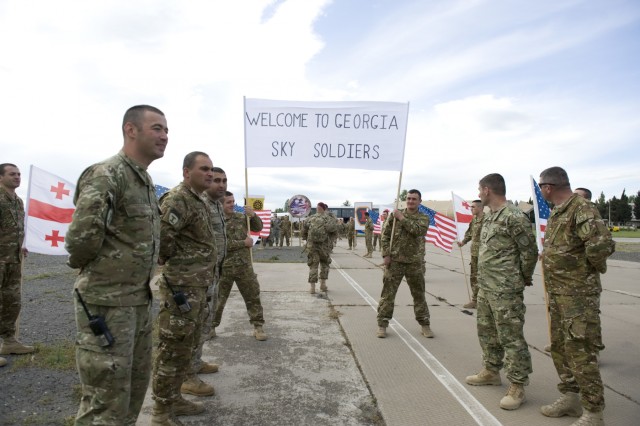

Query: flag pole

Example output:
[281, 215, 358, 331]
[451, 192, 472, 300]
[458, 246, 472, 300]
[388, 170, 403, 253]
[243, 96, 254, 263]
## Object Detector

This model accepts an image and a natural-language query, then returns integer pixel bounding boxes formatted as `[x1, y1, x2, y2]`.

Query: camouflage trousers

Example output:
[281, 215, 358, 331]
[213, 266, 264, 327]
[377, 261, 430, 327]
[307, 247, 332, 284]
[191, 266, 220, 375]
[476, 289, 532, 384]
[347, 235, 355, 249]
[279, 232, 291, 247]
[152, 280, 207, 405]
[73, 299, 153, 426]
[373, 234, 380, 250]
[469, 255, 479, 302]
[0, 262, 21, 339]
[549, 293, 605, 412]
[365, 233, 373, 253]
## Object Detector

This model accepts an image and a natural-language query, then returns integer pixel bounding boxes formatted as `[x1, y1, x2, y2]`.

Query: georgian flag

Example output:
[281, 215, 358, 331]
[452, 192, 473, 242]
[24, 166, 76, 255]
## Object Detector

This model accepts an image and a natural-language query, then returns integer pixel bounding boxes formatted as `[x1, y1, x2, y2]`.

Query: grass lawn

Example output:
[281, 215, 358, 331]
[611, 230, 640, 238]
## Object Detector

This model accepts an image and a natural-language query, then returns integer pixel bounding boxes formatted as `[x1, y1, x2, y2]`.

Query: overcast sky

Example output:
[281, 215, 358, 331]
[2, 0, 639, 210]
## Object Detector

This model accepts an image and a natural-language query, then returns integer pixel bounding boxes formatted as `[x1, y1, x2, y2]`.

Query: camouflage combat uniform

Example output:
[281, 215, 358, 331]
[543, 194, 614, 413]
[152, 183, 216, 406]
[377, 210, 430, 328]
[302, 213, 338, 284]
[347, 220, 356, 249]
[191, 196, 227, 375]
[373, 218, 383, 250]
[476, 204, 537, 385]
[461, 213, 484, 302]
[213, 212, 264, 327]
[270, 216, 281, 247]
[0, 185, 25, 341]
[65, 152, 160, 425]
[279, 216, 292, 247]
[364, 217, 374, 254]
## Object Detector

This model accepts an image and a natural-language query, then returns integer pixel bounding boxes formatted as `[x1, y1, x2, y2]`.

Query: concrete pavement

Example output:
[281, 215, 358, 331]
[138, 241, 640, 425]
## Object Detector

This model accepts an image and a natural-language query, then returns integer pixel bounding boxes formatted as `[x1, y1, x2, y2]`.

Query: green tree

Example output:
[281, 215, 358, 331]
[342, 200, 351, 206]
[634, 190, 640, 221]
[596, 192, 607, 219]
[616, 189, 632, 224]
[283, 199, 290, 212]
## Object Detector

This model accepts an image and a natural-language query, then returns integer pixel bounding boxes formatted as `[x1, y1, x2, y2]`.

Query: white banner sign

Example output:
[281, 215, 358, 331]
[244, 98, 409, 171]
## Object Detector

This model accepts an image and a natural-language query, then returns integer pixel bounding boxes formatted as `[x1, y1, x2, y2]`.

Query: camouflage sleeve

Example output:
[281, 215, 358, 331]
[381, 216, 394, 256]
[576, 205, 615, 273]
[66, 170, 115, 269]
[158, 192, 190, 263]
[249, 213, 263, 232]
[399, 212, 429, 238]
[510, 214, 538, 282]
[461, 221, 473, 245]
[301, 219, 309, 240]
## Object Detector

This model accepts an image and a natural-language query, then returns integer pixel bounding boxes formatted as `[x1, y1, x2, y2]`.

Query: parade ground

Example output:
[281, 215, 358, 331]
[136, 240, 640, 425]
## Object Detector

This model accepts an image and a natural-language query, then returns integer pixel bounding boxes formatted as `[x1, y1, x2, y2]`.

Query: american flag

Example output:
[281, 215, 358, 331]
[155, 184, 170, 198]
[235, 205, 272, 238]
[530, 176, 551, 253]
[418, 205, 457, 253]
[367, 209, 382, 234]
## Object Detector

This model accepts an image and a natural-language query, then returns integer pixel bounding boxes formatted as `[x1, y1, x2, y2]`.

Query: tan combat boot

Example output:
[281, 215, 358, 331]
[181, 375, 215, 396]
[319, 279, 328, 292]
[465, 368, 502, 386]
[0, 357, 7, 367]
[500, 383, 526, 410]
[463, 300, 477, 309]
[376, 326, 387, 338]
[254, 325, 267, 341]
[570, 410, 604, 426]
[208, 328, 216, 339]
[198, 361, 219, 374]
[541, 392, 582, 418]
[0, 337, 35, 355]
[173, 396, 205, 416]
[309, 282, 316, 294]
[421, 325, 434, 338]
[151, 402, 184, 426]
[363, 253, 372, 258]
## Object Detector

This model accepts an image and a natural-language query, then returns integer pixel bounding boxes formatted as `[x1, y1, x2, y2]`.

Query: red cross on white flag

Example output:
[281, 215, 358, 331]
[24, 165, 76, 255]
[451, 192, 473, 242]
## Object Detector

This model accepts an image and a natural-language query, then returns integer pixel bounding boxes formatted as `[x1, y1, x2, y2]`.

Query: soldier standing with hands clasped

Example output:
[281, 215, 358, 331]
[65, 105, 167, 425]
[376, 190, 433, 339]
[465, 173, 537, 411]
[538, 167, 614, 426]
[1, 163, 35, 367]
[151, 151, 217, 425]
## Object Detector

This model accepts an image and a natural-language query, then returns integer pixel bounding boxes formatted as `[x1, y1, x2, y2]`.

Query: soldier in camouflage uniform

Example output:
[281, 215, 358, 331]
[213, 191, 267, 340]
[151, 151, 217, 425]
[0, 163, 35, 368]
[457, 200, 484, 309]
[465, 173, 538, 411]
[363, 212, 374, 257]
[65, 106, 167, 425]
[279, 215, 292, 247]
[538, 167, 614, 426]
[270, 214, 281, 247]
[376, 190, 433, 339]
[189, 167, 228, 377]
[346, 217, 356, 250]
[302, 202, 338, 294]
[372, 209, 388, 251]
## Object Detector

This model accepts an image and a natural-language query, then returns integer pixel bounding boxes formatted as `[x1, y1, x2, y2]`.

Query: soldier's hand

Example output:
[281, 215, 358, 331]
[245, 205, 255, 216]
[457, 241, 463, 247]
[244, 236, 254, 247]
[393, 209, 404, 220]
[383, 255, 391, 267]
[524, 279, 533, 287]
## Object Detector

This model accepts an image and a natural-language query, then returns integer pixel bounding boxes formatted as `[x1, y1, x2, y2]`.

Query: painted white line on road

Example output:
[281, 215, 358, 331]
[610, 289, 640, 298]
[333, 259, 502, 426]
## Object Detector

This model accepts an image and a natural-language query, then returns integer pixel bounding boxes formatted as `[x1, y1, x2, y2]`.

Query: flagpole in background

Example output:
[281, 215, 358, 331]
[452, 193, 472, 301]
[243, 96, 255, 263]
[531, 176, 552, 347]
